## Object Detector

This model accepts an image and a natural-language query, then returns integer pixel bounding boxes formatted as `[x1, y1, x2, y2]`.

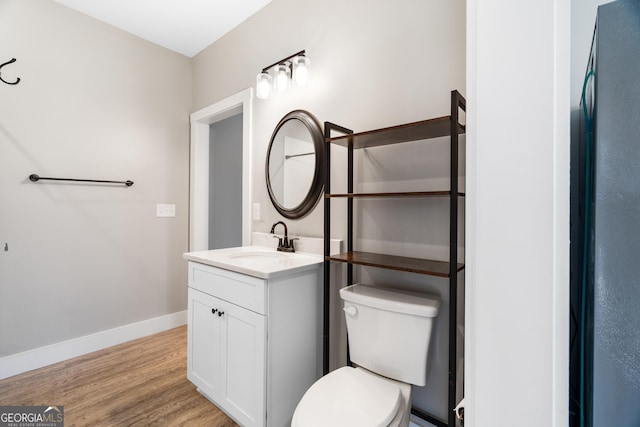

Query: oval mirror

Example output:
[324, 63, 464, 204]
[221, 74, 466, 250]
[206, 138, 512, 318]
[266, 110, 324, 219]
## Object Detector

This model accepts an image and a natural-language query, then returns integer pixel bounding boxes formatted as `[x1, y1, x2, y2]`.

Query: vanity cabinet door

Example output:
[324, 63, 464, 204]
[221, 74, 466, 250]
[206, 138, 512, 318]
[188, 287, 267, 427]
[218, 299, 266, 427]
[187, 288, 222, 399]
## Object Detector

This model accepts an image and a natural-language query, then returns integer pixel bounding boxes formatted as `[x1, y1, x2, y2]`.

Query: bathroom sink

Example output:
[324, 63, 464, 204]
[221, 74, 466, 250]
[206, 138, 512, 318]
[183, 245, 322, 279]
[227, 250, 292, 260]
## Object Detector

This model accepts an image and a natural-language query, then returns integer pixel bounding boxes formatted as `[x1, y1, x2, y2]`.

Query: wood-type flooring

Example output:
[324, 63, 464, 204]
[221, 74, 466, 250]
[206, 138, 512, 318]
[0, 325, 237, 426]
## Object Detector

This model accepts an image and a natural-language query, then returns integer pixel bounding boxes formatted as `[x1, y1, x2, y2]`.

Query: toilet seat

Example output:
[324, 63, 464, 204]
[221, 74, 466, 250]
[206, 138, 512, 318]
[292, 366, 403, 427]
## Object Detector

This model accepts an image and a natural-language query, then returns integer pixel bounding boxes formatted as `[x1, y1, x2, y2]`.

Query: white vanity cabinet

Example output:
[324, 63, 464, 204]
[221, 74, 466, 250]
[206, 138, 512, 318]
[186, 259, 322, 427]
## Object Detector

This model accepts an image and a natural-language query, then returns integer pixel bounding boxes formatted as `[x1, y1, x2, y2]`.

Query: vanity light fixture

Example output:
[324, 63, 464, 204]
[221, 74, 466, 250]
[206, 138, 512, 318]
[256, 72, 272, 100]
[256, 50, 310, 100]
[274, 63, 291, 92]
[292, 55, 310, 86]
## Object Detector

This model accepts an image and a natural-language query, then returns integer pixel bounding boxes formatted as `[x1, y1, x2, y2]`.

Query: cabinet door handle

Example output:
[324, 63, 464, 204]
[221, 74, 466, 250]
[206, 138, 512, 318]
[211, 308, 218, 315]
[217, 311, 224, 317]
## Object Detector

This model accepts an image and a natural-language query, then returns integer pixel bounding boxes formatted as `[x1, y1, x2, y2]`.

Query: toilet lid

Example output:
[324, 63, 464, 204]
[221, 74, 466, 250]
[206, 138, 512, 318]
[293, 367, 402, 427]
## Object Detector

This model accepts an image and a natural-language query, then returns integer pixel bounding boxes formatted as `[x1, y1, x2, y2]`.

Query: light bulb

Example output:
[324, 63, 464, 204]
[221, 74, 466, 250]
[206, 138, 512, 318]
[293, 55, 310, 86]
[256, 72, 272, 99]
[274, 63, 291, 92]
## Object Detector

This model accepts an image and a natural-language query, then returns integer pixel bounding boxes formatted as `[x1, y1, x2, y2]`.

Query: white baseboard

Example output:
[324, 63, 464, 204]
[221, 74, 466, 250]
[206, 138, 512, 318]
[0, 310, 187, 380]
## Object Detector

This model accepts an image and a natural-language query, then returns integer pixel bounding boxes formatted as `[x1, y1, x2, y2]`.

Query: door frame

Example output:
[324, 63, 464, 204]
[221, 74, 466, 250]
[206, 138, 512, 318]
[189, 88, 253, 251]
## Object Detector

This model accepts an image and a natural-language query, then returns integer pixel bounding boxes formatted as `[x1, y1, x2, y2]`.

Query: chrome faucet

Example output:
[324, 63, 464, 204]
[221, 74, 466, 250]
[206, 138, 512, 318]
[270, 221, 297, 252]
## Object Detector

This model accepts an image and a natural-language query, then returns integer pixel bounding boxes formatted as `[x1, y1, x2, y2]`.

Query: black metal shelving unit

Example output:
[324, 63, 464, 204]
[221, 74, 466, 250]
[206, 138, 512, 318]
[323, 90, 466, 427]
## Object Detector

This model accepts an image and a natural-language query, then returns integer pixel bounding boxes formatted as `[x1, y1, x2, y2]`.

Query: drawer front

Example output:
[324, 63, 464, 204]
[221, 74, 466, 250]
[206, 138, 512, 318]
[188, 262, 267, 315]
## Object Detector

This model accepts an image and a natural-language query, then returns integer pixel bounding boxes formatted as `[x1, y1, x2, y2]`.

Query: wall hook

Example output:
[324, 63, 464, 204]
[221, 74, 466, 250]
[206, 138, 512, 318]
[0, 58, 21, 85]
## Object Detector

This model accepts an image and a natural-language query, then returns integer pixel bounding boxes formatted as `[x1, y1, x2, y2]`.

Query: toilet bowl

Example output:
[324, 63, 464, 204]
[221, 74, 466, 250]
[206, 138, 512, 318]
[291, 366, 412, 427]
[292, 284, 441, 427]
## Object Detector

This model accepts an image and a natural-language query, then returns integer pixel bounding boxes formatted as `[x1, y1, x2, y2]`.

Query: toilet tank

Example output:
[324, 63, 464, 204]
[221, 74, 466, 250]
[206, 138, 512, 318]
[339, 284, 440, 386]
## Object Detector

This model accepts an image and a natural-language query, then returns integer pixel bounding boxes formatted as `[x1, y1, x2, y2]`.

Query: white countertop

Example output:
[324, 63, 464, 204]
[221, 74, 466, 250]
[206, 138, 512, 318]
[183, 245, 323, 279]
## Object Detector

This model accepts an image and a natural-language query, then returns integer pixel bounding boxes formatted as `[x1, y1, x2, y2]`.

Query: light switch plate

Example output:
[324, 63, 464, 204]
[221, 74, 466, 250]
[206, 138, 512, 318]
[156, 203, 176, 217]
[253, 203, 261, 221]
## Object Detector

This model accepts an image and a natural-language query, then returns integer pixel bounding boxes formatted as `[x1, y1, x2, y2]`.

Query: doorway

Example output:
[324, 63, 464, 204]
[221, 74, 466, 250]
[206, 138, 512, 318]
[189, 88, 253, 251]
[209, 113, 243, 249]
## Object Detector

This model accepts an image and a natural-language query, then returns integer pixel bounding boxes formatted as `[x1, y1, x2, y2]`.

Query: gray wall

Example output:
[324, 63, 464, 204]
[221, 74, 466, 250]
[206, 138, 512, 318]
[0, 0, 191, 356]
[209, 114, 243, 249]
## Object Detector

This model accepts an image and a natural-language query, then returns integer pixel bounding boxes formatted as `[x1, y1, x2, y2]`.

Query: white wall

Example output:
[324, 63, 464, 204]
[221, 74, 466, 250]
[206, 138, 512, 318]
[192, 0, 465, 419]
[0, 1, 191, 357]
[466, 0, 570, 426]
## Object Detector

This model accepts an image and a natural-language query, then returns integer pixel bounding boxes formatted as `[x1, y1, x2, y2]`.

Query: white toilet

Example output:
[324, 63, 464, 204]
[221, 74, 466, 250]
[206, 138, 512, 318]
[292, 283, 441, 427]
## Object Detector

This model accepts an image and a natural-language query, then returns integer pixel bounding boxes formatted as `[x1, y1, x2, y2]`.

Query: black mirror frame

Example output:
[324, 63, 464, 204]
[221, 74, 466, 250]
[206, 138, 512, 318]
[265, 110, 324, 219]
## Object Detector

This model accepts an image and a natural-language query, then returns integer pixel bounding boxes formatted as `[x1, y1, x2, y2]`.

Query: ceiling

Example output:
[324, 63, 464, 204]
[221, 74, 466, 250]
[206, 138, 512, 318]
[52, 0, 272, 58]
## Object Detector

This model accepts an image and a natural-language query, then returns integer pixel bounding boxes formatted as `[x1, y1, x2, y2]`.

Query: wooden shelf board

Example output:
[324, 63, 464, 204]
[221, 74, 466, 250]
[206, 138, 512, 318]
[327, 251, 465, 277]
[326, 116, 465, 149]
[326, 191, 450, 198]
[325, 191, 466, 198]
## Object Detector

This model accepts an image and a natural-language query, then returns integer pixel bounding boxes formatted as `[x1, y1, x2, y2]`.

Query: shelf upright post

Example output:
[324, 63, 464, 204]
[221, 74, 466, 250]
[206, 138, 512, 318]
[448, 90, 465, 427]
[347, 137, 354, 287]
[323, 122, 353, 376]
[323, 122, 332, 376]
